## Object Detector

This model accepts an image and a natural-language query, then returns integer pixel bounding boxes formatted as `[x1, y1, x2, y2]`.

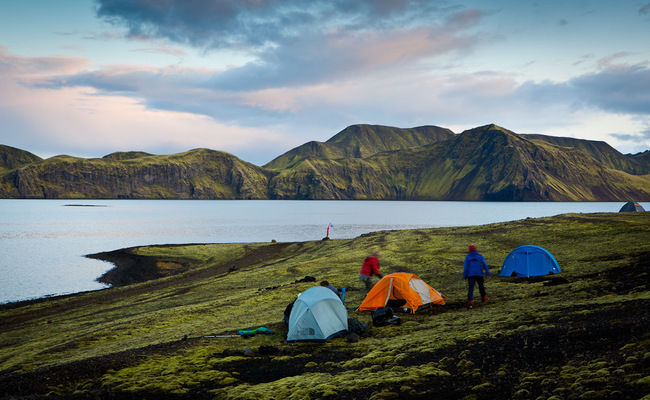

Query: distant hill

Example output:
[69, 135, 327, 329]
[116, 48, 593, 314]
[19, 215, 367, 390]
[396, 125, 650, 201]
[264, 124, 455, 170]
[267, 124, 650, 201]
[102, 151, 154, 161]
[630, 149, 650, 168]
[0, 145, 42, 174]
[522, 134, 650, 175]
[1, 124, 649, 201]
[0, 149, 271, 199]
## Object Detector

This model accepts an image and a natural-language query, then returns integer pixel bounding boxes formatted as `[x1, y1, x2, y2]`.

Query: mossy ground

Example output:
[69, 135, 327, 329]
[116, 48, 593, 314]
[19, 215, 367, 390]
[1, 212, 649, 399]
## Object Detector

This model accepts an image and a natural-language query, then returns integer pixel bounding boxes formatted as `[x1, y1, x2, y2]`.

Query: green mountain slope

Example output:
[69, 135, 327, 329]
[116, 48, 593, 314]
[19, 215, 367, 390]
[1, 124, 649, 201]
[268, 124, 650, 201]
[0, 145, 42, 174]
[264, 124, 455, 170]
[0, 149, 272, 199]
[630, 149, 650, 170]
[102, 151, 154, 161]
[403, 125, 650, 200]
[522, 134, 650, 175]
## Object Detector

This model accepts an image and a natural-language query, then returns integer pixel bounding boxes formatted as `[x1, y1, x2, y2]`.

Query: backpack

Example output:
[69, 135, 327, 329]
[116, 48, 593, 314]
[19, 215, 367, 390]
[283, 301, 294, 325]
[371, 307, 401, 327]
[347, 318, 369, 334]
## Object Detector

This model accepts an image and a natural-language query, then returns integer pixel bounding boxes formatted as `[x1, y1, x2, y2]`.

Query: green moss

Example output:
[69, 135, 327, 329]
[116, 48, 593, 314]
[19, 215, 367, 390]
[1, 212, 649, 398]
[471, 382, 492, 391]
[637, 376, 650, 387]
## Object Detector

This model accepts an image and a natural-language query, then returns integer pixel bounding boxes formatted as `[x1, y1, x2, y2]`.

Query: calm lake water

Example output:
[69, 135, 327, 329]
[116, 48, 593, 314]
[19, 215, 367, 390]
[0, 200, 644, 304]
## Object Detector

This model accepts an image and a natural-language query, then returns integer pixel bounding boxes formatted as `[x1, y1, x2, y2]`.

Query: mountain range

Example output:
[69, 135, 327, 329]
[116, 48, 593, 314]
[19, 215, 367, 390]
[1, 124, 649, 201]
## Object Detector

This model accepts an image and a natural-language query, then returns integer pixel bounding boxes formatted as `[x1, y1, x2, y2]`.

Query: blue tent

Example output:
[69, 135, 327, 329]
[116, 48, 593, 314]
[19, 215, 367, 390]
[500, 245, 561, 277]
[287, 286, 348, 342]
[619, 201, 645, 212]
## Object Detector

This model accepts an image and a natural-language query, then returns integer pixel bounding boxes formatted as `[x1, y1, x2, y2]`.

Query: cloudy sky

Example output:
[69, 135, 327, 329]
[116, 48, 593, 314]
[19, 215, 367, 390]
[1, 0, 649, 165]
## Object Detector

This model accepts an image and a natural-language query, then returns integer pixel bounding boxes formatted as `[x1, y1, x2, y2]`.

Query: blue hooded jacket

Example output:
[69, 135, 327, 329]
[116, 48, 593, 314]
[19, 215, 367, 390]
[463, 251, 491, 279]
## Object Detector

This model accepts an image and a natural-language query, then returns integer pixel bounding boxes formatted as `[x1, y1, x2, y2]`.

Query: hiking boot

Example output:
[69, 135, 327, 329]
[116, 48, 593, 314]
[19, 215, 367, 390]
[482, 295, 487, 303]
[467, 301, 474, 309]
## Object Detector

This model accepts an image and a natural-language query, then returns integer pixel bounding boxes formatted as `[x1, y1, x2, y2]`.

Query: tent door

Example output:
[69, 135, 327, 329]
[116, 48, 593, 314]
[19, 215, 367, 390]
[383, 278, 394, 307]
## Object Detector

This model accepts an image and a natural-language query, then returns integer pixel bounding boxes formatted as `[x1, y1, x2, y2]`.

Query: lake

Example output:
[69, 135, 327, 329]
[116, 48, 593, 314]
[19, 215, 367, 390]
[0, 199, 643, 304]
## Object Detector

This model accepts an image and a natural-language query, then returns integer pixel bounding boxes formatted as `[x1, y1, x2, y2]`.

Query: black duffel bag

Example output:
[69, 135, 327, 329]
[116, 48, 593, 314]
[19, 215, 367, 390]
[371, 307, 401, 327]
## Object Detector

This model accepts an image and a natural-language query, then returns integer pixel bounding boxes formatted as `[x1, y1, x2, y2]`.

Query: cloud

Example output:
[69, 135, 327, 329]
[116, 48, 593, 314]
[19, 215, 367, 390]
[609, 126, 650, 155]
[506, 59, 650, 119]
[131, 45, 186, 57]
[569, 64, 650, 115]
[6, 0, 650, 164]
[609, 132, 643, 141]
[27, 46, 650, 141]
[56, 29, 124, 42]
[5, 44, 650, 163]
[596, 52, 634, 69]
[0, 74, 288, 163]
[28, 1, 494, 128]
[94, 0, 487, 90]
[0, 46, 91, 78]
[0, 48, 290, 164]
[639, 3, 650, 15]
[94, 0, 449, 49]
[205, 25, 482, 91]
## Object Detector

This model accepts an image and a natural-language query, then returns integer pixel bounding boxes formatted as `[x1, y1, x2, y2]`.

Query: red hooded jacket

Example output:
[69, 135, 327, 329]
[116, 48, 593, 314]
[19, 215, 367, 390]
[360, 256, 381, 277]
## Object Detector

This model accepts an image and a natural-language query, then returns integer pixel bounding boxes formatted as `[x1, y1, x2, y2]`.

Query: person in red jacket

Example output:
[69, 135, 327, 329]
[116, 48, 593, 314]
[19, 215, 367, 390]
[359, 251, 383, 292]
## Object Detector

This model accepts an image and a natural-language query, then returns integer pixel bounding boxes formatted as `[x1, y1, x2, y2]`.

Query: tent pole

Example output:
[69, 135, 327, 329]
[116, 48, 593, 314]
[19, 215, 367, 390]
[384, 278, 393, 307]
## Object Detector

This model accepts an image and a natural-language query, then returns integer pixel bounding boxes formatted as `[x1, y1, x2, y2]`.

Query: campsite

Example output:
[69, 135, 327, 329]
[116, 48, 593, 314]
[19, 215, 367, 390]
[0, 212, 649, 399]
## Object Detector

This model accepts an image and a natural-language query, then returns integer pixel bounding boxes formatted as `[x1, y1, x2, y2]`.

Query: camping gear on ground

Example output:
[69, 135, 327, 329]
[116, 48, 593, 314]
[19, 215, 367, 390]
[346, 318, 368, 342]
[287, 286, 348, 342]
[357, 272, 445, 313]
[371, 307, 401, 326]
[619, 201, 645, 212]
[500, 245, 561, 277]
[201, 334, 241, 338]
[203, 326, 274, 339]
[347, 318, 369, 334]
[283, 301, 294, 325]
[237, 327, 274, 338]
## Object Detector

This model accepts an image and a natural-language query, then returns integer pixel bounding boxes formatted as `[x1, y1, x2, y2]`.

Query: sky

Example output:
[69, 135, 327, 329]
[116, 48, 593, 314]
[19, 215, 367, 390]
[1, 0, 649, 166]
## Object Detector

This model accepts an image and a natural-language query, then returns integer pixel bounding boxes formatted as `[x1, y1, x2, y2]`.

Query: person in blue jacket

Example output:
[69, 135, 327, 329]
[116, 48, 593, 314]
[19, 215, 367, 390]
[463, 245, 491, 309]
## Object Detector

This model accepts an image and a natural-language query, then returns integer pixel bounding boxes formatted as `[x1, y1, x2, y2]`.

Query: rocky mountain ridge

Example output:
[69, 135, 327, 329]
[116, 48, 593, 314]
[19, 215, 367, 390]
[1, 124, 649, 201]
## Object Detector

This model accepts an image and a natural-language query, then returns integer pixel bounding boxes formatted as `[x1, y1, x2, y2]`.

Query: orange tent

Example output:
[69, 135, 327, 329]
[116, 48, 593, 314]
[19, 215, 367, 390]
[358, 272, 445, 313]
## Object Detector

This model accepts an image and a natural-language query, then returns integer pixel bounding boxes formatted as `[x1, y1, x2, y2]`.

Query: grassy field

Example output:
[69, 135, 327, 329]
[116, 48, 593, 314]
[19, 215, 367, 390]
[1, 212, 649, 399]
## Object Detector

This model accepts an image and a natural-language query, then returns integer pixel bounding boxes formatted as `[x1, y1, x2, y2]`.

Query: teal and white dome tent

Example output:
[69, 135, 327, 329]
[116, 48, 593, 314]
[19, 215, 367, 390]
[287, 286, 348, 342]
[619, 201, 645, 212]
[500, 245, 561, 277]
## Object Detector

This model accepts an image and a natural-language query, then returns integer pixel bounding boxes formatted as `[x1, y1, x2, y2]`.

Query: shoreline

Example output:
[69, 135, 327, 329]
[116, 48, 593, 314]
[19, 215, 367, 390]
[2, 206, 646, 306]
[87, 247, 169, 287]
[1, 212, 649, 399]
[88, 241, 296, 287]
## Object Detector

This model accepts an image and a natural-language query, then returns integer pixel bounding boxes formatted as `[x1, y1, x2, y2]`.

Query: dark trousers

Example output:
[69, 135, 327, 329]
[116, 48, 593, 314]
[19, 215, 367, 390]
[360, 274, 373, 292]
[467, 276, 486, 301]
